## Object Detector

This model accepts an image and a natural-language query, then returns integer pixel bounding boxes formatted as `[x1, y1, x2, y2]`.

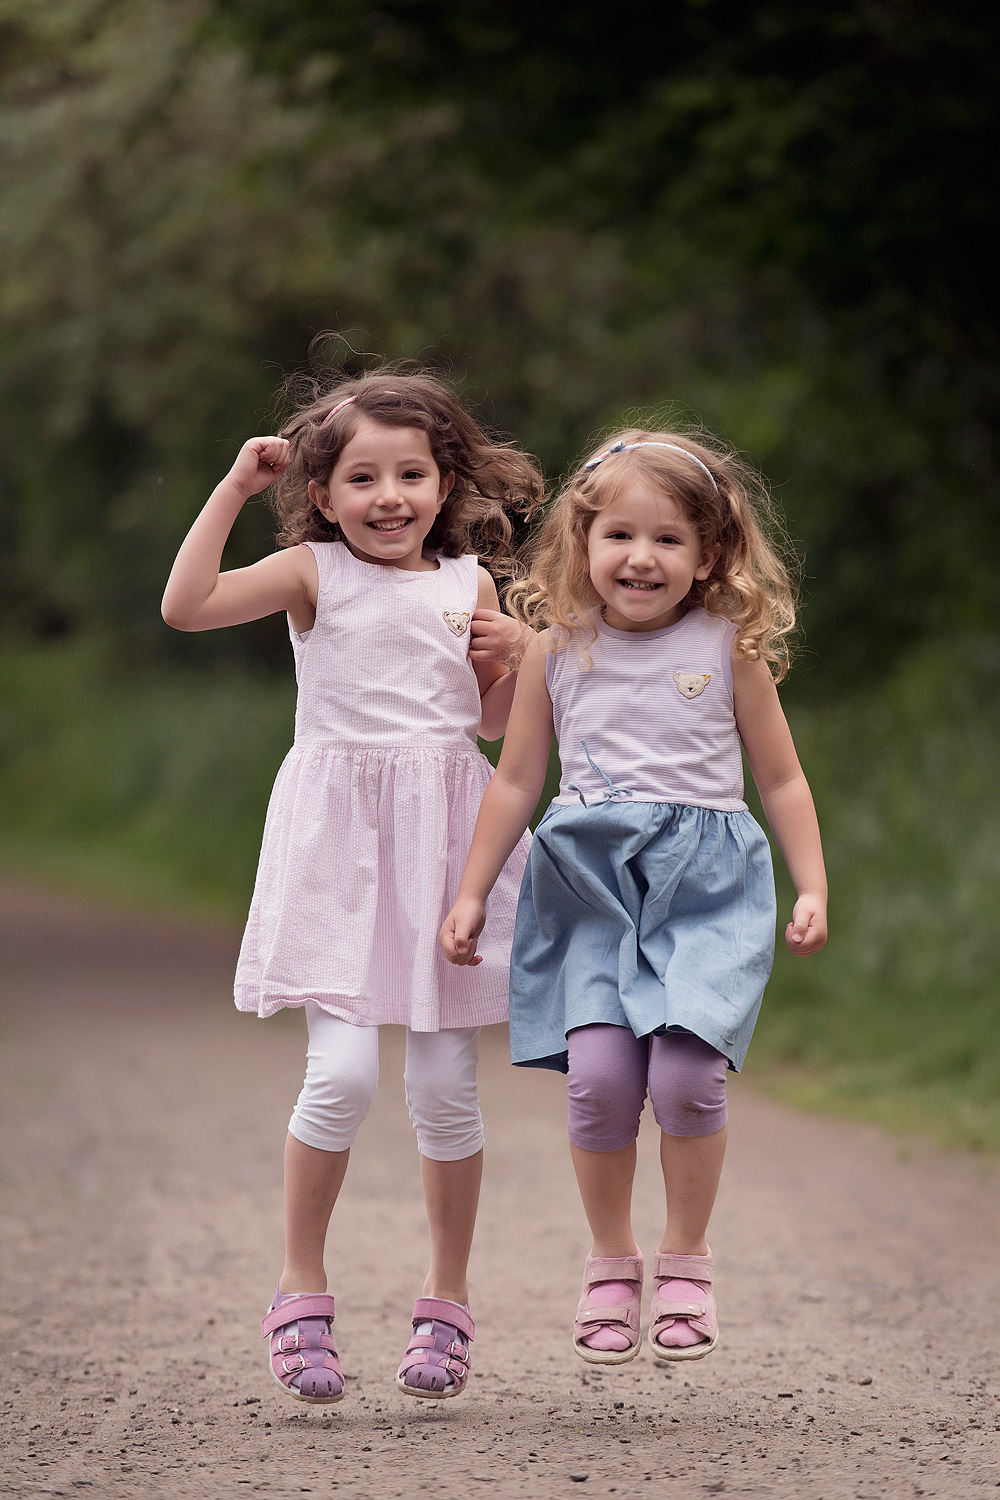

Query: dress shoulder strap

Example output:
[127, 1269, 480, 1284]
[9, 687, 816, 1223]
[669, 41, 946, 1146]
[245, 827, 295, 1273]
[300, 540, 350, 624]
[434, 552, 480, 611]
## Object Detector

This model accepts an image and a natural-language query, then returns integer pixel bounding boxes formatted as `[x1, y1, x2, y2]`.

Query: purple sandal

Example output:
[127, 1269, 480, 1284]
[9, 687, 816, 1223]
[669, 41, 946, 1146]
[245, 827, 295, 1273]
[395, 1298, 474, 1400]
[261, 1287, 344, 1404]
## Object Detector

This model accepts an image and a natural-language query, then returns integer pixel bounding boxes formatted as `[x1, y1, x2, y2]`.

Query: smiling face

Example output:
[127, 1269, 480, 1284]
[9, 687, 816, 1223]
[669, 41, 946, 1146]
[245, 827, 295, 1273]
[586, 482, 721, 632]
[307, 418, 453, 570]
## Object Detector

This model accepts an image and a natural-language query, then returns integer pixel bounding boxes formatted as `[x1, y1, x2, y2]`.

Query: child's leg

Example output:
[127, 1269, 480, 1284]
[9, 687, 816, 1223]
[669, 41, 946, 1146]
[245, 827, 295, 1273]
[566, 1024, 649, 1356]
[280, 1004, 380, 1292]
[566, 1023, 649, 1252]
[648, 1030, 729, 1251]
[397, 1028, 483, 1397]
[403, 1027, 484, 1304]
[647, 1032, 728, 1354]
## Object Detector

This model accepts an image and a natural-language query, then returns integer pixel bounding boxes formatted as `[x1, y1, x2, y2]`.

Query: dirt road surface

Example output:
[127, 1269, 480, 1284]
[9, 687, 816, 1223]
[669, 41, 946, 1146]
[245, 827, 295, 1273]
[1, 883, 998, 1500]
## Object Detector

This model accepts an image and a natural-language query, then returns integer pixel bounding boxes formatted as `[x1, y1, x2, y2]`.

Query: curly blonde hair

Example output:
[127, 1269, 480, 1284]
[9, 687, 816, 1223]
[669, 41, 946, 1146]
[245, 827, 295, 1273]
[509, 427, 798, 679]
[269, 367, 544, 574]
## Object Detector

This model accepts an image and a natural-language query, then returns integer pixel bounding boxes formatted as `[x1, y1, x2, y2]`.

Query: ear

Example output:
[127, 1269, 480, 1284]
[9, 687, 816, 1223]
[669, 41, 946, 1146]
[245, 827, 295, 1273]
[308, 477, 336, 523]
[695, 543, 721, 581]
[437, 470, 455, 512]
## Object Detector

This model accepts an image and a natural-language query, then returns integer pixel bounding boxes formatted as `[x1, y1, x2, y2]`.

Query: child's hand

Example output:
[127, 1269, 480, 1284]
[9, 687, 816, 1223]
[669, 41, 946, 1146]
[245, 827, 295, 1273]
[785, 895, 827, 955]
[439, 897, 487, 965]
[469, 610, 528, 668]
[226, 437, 291, 499]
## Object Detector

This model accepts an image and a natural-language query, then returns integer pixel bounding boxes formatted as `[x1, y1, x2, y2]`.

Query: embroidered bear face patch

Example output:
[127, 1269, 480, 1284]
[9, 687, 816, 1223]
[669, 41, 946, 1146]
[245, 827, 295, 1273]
[442, 610, 471, 637]
[674, 671, 710, 699]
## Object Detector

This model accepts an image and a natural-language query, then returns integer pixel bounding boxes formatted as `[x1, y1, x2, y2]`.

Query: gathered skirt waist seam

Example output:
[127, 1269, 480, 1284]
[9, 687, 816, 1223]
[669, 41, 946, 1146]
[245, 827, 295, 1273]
[291, 739, 483, 756]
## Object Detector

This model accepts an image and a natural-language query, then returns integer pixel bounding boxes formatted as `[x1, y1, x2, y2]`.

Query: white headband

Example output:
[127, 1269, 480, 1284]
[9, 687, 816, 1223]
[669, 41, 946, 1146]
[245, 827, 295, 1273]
[585, 440, 719, 494]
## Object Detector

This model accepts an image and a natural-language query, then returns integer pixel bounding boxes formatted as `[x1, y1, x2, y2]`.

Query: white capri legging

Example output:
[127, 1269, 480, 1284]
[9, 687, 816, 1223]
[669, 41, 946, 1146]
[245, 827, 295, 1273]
[288, 1001, 483, 1162]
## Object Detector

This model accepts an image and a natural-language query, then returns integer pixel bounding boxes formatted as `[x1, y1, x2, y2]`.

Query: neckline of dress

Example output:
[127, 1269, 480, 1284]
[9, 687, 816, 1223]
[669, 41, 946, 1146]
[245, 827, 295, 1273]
[336, 539, 441, 577]
[594, 606, 698, 642]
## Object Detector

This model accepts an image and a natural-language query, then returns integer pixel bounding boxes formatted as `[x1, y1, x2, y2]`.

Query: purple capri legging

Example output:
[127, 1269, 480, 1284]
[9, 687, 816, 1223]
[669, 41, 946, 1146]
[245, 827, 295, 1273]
[566, 1024, 728, 1151]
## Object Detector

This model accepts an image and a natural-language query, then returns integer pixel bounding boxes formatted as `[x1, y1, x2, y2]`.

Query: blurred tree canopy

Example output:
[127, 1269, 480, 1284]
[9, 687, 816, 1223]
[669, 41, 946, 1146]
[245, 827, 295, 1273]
[1, 0, 997, 681]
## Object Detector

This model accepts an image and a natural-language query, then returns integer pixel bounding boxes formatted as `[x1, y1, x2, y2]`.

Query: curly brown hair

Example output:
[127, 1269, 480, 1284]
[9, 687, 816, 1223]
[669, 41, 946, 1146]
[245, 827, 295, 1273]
[509, 427, 799, 680]
[270, 367, 544, 575]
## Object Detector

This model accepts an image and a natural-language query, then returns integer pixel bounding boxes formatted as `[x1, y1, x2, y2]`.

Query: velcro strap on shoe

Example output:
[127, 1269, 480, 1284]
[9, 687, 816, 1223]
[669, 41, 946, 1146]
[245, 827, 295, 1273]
[652, 1252, 712, 1283]
[576, 1299, 634, 1328]
[652, 1298, 709, 1319]
[583, 1255, 643, 1288]
[261, 1293, 336, 1339]
[411, 1299, 475, 1341]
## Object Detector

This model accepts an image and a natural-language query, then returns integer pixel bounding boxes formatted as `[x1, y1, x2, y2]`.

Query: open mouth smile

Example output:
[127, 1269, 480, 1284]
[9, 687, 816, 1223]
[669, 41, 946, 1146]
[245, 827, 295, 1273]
[367, 517, 413, 534]
[617, 578, 661, 591]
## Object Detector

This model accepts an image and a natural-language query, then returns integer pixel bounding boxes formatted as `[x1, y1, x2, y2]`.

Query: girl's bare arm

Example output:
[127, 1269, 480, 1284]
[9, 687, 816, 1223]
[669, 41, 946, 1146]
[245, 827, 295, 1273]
[441, 633, 554, 964]
[161, 438, 316, 634]
[733, 651, 828, 956]
[471, 568, 529, 741]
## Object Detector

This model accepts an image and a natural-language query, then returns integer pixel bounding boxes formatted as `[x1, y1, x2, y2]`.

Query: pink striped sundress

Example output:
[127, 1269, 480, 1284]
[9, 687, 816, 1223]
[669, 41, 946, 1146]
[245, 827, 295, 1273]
[234, 541, 529, 1030]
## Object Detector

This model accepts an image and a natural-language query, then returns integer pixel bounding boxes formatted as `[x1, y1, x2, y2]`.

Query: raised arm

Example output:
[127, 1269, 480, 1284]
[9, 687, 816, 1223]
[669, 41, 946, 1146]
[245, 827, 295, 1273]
[441, 632, 554, 964]
[161, 437, 315, 634]
[733, 651, 828, 956]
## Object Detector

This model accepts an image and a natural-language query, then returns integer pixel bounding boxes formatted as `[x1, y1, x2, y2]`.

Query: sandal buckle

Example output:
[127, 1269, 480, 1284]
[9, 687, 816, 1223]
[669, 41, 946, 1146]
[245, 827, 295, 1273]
[277, 1333, 302, 1353]
[281, 1353, 307, 1375]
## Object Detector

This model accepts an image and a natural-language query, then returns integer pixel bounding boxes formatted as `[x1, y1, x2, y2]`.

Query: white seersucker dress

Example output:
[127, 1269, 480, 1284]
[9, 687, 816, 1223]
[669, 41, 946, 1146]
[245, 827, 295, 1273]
[234, 540, 529, 1030]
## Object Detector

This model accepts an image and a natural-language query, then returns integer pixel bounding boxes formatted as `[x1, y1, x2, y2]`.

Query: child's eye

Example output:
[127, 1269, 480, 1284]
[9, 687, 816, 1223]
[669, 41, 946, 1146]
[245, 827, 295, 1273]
[606, 530, 631, 541]
[402, 469, 427, 480]
[658, 534, 682, 545]
[348, 472, 374, 484]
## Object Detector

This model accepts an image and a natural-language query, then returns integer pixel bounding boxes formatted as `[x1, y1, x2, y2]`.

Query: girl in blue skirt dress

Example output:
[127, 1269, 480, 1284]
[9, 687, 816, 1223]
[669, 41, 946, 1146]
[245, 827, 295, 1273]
[441, 428, 827, 1366]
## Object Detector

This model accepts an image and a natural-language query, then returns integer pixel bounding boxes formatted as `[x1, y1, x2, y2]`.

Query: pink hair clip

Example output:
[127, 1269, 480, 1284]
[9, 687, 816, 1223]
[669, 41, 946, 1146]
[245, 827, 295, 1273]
[321, 395, 356, 426]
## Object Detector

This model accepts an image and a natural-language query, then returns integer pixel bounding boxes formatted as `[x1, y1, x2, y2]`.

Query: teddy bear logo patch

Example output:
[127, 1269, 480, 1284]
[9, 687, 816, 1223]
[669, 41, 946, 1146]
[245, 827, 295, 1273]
[442, 610, 471, 637]
[673, 671, 710, 699]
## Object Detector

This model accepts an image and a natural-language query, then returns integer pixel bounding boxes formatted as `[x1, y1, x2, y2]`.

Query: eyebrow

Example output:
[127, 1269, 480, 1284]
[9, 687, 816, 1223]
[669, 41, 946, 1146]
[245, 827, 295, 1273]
[598, 513, 691, 531]
[341, 454, 433, 468]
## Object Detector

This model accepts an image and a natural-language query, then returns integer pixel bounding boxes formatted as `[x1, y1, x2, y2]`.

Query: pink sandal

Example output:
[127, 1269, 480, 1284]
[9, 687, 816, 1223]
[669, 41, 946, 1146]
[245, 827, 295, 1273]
[396, 1298, 474, 1400]
[648, 1249, 719, 1362]
[261, 1287, 345, 1403]
[573, 1253, 643, 1366]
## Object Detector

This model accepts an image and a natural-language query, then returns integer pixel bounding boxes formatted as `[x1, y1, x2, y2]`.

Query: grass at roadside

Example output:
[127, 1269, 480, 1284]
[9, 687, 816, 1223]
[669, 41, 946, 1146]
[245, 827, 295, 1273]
[0, 643, 293, 921]
[1, 637, 998, 1150]
[750, 638, 1000, 1150]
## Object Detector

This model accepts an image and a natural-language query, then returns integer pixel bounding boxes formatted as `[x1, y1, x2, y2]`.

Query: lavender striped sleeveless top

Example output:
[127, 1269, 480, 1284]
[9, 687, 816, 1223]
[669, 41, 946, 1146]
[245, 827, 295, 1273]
[546, 608, 746, 811]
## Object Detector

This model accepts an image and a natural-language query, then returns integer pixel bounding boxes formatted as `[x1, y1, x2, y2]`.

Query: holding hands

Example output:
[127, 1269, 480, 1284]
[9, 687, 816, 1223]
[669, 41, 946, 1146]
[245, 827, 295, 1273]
[439, 896, 487, 966]
[469, 609, 528, 669]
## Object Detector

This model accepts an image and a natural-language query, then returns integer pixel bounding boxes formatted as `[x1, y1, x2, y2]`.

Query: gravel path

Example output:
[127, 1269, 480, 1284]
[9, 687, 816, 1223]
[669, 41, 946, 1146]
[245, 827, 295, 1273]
[1, 882, 998, 1500]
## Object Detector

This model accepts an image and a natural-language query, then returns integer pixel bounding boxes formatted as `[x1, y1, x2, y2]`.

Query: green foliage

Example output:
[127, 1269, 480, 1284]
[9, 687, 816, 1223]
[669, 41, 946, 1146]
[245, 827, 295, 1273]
[752, 640, 1000, 1148]
[0, 640, 295, 914]
[1, 0, 997, 683]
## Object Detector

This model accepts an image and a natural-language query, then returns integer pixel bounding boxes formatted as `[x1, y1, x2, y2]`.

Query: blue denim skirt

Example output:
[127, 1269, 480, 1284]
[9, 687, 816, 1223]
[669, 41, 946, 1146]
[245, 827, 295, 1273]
[508, 800, 776, 1073]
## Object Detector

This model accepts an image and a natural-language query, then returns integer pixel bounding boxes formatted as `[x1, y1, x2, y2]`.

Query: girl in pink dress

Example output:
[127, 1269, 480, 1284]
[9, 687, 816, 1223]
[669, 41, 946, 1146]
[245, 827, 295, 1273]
[162, 371, 538, 1403]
